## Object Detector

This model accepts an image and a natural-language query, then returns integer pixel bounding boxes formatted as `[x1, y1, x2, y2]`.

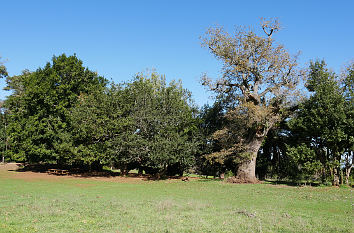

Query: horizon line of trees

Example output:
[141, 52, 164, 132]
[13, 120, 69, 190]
[0, 54, 352, 185]
[0, 54, 200, 178]
[0, 20, 352, 185]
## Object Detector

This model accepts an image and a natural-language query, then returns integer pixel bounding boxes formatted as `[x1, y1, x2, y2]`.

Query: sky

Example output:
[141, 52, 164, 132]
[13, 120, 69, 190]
[1, 0, 353, 107]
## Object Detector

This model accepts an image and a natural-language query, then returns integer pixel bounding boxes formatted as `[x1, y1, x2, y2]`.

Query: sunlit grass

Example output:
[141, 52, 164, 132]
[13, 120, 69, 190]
[0, 170, 352, 232]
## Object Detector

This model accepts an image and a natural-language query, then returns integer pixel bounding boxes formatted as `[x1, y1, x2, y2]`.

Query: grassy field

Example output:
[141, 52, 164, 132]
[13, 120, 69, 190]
[0, 165, 352, 232]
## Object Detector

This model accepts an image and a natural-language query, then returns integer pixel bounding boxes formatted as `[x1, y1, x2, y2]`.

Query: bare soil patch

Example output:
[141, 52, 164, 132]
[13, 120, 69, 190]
[0, 163, 195, 184]
[9, 171, 148, 183]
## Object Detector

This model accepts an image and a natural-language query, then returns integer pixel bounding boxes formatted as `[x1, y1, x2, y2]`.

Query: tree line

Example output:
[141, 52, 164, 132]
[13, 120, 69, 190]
[0, 19, 352, 185]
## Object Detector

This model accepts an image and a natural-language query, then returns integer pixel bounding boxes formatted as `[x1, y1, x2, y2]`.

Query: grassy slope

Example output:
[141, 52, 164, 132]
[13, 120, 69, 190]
[0, 171, 352, 233]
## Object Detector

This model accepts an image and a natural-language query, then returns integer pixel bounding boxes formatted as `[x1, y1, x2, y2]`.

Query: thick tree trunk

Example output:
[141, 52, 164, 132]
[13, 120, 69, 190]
[235, 153, 258, 183]
[234, 138, 263, 183]
[332, 168, 340, 186]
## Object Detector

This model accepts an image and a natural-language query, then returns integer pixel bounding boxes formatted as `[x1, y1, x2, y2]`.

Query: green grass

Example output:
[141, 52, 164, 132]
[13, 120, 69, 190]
[0, 170, 352, 233]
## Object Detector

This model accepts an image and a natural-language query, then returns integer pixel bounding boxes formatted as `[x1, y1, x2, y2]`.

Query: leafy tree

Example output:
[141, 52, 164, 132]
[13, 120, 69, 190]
[256, 125, 289, 180]
[70, 72, 200, 177]
[286, 144, 322, 184]
[196, 102, 236, 178]
[126, 73, 199, 177]
[0, 56, 7, 78]
[341, 62, 354, 184]
[201, 19, 302, 182]
[70, 84, 134, 170]
[288, 60, 350, 185]
[5, 54, 107, 165]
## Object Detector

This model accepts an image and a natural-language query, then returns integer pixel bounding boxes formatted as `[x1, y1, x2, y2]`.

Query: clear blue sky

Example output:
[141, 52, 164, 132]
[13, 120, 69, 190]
[1, 0, 353, 107]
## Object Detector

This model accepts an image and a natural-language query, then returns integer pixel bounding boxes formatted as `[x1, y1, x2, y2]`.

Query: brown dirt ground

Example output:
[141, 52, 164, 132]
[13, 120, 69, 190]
[0, 163, 198, 183]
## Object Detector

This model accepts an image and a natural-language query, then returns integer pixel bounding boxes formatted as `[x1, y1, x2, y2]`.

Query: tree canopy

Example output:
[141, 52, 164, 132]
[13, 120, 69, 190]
[70, 72, 200, 176]
[201, 19, 302, 182]
[3, 55, 200, 177]
[0, 20, 352, 185]
[4, 54, 107, 164]
[287, 61, 353, 185]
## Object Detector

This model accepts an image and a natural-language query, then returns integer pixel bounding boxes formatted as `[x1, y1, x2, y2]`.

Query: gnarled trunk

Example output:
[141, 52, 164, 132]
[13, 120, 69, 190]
[234, 138, 263, 183]
[332, 167, 340, 186]
[235, 153, 258, 183]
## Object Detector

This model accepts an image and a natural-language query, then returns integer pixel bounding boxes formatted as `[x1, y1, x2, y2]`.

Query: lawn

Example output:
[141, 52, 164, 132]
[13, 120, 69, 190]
[0, 166, 352, 233]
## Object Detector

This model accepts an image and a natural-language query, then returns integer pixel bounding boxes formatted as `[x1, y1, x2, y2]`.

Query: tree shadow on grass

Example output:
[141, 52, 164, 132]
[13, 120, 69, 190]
[196, 178, 223, 182]
[264, 179, 321, 187]
[8, 163, 187, 181]
[7, 163, 230, 182]
[9, 163, 120, 178]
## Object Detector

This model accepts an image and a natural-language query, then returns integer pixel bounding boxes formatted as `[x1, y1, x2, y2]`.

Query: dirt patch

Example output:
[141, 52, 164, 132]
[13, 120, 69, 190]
[7, 171, 148, 183]
[0, 163, 144, 183]
[2, 168, 180, 184]
[1, 163, 202, 184]
[6, 170, 204, 184]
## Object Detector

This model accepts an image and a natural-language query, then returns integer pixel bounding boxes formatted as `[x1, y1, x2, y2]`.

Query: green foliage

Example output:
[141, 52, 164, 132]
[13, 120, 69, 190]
[286, 144, 322, 181]
[223, 170, 234, 179]
[70, 71, 200, 175]
[1, 51, 351, 183]
[3, 54, 199, 175]
[286, 60, 352, 184]
[125, 73, 200, 176]
[0, 56, 7, 78]
[196, 102, 228, 177]
[256, 60, 353, 185]
[70, 84, 133, 168]
[5, 54, 107, 164]
[256, 126, 289, 180]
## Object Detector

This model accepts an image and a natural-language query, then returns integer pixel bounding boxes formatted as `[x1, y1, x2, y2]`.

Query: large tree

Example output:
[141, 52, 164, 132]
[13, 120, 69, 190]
[5, 54, 107, 164]
[125, 73, 199, 177]
[287, 60, 352, 185]
[201, 19, 302, 183]
[70, 83, 135, 170]
[342, 63, 354, 184]
[70, 72, 200, 177]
